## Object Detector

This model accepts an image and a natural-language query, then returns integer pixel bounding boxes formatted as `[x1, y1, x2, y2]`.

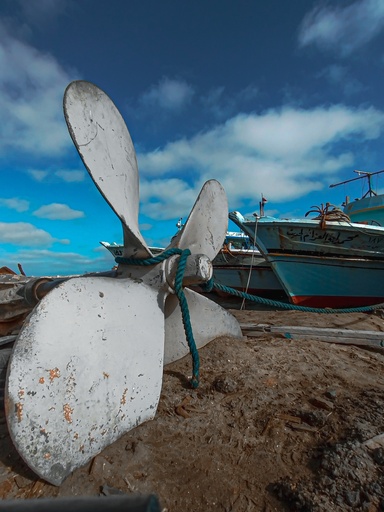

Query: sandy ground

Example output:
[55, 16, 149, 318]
[0, 298, 384, 511]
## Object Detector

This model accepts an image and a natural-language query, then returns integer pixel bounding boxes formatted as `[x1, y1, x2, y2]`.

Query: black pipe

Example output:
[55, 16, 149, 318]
[0, 494, 161, 512]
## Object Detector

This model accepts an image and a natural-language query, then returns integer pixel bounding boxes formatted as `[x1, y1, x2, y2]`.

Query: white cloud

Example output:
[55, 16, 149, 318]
[28, 170, 49, 181]
[136, 104, 384, 217]
[1, 247, 110, 277]
[140, 77, 194, 111]
[0, 21, 74, 158]
[139, 223, 152, 231]
[140, 178, 198, 220]
[55, 170, 86, 182]
[27, 169, 85, 182]
[33, 203, 85, 220]
[227, 106, 382, 159]
[0, 197, 29, 212]
[298, 0, 384, 56]
[138, 81, 259, 120]
[0, 222, 68, 246]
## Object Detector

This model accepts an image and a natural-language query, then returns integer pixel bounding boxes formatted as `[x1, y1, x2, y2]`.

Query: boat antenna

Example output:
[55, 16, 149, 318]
[329, 169, 384, 198]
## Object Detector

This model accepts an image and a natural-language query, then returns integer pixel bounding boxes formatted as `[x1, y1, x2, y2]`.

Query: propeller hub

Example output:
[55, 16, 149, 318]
[114, 252, 213, 292]
[165, 253, 213, 289]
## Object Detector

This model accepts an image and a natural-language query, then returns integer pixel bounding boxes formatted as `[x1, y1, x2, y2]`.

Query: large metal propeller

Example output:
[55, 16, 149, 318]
[5, 81, 241, 486]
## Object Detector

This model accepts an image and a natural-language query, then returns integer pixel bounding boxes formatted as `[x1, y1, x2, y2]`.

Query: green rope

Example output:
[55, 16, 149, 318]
[203, 279, 384, 314]
[173, 249, 200, 388]
[116, 248, 200, 388]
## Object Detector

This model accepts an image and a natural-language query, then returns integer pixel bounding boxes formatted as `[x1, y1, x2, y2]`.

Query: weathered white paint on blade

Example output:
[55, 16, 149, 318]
[163, 288, 242, 365]
[64, 81, 151, 258]
[6, 276, 164, 485]
[163, 180, 242, 363]
[168, 180, 228, 261]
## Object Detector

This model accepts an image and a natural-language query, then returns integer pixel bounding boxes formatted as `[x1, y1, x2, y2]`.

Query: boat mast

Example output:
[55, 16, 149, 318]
[259, 194, 267, 217]
[330, 169, 384, 200]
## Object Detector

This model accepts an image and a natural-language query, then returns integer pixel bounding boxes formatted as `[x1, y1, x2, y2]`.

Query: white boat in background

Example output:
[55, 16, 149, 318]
[330, 169, 384, 225]
[229, 207, 384, 308]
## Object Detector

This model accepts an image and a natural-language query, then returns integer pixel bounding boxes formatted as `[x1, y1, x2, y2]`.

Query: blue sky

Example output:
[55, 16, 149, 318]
[2, 0, 384, 276]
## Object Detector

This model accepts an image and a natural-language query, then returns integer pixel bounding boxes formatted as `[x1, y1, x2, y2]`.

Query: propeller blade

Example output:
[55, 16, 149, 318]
[164, 181, 241, 364]
[164, 288, 242, 365]
[6, 276, 164, 485]
[168, 180, 228, 261]
[63, 80, 151, 258]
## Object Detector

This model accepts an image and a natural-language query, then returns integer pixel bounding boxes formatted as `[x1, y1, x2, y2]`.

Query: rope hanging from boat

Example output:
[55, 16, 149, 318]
[115, 248, 200, 388]
[240, 218, 259, 311]
[202, 279, 384, 314]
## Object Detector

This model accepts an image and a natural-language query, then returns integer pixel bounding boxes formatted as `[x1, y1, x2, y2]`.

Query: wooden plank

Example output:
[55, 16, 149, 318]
[289, 335, 384, 350]
[240, 323, 384, 350]
[240, 323, 384, 341]
[244, 332, 384, 350]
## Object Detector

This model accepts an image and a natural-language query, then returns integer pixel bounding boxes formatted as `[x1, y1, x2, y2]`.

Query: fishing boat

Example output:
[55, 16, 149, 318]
[330, 169, 384, 225]
[229, 206, 384, 308]
[211, 233, 285, 298]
